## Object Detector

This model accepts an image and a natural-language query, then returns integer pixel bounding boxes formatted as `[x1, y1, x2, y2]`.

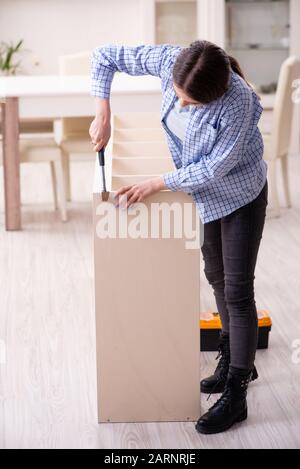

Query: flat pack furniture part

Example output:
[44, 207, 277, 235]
[93, 113, 201, 423]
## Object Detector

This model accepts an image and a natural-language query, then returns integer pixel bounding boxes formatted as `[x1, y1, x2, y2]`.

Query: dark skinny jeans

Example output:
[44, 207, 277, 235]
[201, 181, 268, 370]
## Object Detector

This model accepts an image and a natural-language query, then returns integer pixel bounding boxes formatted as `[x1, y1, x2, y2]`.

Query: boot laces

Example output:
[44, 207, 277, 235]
[206, 341, 230, 400]
[209, 386, 233, 412]
[214, 342, 230, 378]
[207, 374, 251, 405]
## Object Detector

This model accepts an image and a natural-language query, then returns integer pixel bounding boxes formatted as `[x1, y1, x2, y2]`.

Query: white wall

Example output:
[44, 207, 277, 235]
[0, 0, 144, 75]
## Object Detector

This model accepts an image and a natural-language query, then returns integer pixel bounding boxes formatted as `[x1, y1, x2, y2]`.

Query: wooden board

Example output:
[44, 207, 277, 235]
[93, 191, 200, 423]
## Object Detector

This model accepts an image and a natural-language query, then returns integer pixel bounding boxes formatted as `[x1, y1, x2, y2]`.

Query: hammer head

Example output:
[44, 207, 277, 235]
[101, 191, 110, 202]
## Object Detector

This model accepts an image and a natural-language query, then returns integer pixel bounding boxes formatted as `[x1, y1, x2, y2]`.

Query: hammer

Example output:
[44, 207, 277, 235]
[98, 148, 109, 202]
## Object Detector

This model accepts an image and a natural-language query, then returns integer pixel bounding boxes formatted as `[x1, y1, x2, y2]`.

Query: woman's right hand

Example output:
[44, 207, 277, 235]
[89, 99, 111, 152]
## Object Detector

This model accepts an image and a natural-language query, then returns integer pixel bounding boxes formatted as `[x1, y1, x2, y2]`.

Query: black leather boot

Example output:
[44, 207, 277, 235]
[196, 366, 254, 435]
[201, 333, 258, 394]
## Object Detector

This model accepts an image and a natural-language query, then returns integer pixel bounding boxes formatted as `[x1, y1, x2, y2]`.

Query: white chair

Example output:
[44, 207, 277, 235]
[0, 114, 67, 221]
[260, 56, 300, 217]
[53, 51, 93, 202]
[0, 131, 67, 222]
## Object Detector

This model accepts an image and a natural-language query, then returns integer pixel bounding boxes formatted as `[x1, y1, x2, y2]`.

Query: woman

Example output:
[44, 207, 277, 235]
[89, 40, 268, 435]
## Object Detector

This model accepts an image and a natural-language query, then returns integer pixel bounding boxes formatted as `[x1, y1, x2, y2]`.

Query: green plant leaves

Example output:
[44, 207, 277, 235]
[0, 39, 24, 75]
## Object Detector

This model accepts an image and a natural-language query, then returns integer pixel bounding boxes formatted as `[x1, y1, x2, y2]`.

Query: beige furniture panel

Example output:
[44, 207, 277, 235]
[111, 174, 158, 190]
[93, 191, 200, 423]
[114, 112, 162, 129]
[114, 127, 165, 142]
[93, 112, 200, 423]
[112, 141, 171, 158]
[112, 157, 174, 175]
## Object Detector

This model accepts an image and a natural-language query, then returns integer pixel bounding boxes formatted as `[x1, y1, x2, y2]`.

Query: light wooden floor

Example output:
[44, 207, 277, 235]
[0, 155, 299, 449]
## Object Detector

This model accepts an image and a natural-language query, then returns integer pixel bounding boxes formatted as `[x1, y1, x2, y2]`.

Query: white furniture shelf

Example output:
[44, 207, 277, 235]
[155, 0, 198, 45]
[141, 0, 300, 91]
[141, 0, 225, 48]
[226, 0, 291, 90]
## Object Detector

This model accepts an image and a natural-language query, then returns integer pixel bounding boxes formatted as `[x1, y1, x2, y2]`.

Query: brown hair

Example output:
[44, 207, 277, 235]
[172, 40, 253, 105]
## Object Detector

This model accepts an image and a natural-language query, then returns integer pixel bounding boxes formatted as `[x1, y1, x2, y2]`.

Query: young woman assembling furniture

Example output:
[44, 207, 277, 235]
[89, 40, 268, 435]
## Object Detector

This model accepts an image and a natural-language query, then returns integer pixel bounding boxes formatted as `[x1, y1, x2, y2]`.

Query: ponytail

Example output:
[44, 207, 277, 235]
[227, 55, 245, 80]
[228, 55, 260, 98]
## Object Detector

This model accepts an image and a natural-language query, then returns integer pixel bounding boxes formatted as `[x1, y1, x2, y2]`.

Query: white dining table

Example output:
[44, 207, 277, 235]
[0, 74, 162, 231]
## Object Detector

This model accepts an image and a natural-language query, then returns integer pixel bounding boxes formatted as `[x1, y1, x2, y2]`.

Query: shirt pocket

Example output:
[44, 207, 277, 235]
[192, 122, 218, 163]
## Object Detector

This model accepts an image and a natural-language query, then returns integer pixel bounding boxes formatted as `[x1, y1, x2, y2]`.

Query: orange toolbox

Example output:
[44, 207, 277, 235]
[200, 310, 272, 352]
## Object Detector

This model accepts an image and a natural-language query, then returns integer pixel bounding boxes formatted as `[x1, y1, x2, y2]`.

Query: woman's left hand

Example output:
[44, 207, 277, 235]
[114, 177, 166, 209]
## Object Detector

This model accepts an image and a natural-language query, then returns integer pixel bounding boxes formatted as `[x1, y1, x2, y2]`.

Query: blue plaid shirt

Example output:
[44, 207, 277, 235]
[91, 44, 267, 223]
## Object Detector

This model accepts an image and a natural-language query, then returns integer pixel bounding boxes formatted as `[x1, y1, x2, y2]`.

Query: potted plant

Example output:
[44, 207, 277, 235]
[0, 39, 23, 76]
